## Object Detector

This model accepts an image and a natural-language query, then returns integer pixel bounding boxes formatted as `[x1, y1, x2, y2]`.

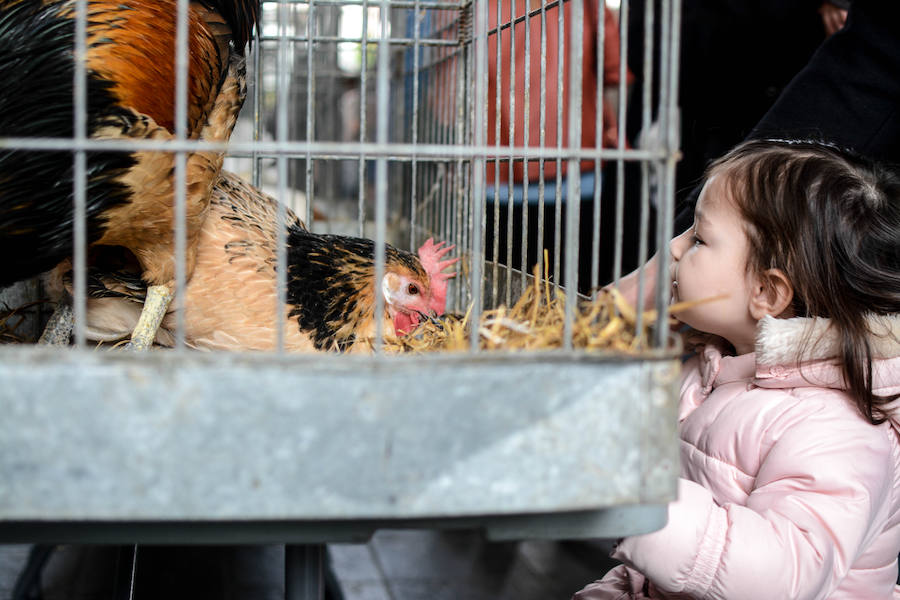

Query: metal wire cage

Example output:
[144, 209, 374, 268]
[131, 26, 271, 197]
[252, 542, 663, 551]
[229, 0, 681, 348]
[0, 0, 684, 569]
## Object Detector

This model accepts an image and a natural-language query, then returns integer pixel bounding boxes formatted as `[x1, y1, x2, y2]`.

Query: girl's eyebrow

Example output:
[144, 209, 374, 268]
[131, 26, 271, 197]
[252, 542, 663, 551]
[693, 209, 705, 226]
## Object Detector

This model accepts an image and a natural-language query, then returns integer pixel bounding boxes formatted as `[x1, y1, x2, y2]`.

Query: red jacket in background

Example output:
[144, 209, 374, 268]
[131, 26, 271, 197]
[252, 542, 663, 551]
[486, 0, 631, 184]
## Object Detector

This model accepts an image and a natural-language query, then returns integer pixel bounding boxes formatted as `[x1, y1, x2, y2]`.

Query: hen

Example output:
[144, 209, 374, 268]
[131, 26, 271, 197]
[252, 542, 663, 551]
[47, 171, 459, 352]
[0, 0, 258, 348]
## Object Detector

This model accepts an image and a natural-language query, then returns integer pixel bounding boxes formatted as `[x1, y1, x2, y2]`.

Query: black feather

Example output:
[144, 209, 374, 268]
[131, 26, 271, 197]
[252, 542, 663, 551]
[0, 0, 136, 287]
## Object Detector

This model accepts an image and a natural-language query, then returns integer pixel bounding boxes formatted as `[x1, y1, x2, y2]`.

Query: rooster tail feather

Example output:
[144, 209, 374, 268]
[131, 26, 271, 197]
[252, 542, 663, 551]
[0, 0, 136, 286]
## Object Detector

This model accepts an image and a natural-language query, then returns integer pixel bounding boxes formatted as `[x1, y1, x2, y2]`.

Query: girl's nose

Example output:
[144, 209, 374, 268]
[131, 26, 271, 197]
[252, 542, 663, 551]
[669, 230, 689, 261]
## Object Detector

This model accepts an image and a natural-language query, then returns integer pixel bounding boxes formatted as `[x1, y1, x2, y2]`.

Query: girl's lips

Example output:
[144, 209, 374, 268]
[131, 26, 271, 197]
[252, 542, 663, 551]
[669, 267, 678, 301]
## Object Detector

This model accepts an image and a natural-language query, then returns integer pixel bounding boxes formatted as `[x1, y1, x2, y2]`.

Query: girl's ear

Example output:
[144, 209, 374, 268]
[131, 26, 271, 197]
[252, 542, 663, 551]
[749, 268, 794, 320]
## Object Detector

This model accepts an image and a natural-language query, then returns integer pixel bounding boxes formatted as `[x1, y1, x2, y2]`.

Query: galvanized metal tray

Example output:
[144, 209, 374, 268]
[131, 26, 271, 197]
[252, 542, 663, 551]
[0, 345, 679, 543]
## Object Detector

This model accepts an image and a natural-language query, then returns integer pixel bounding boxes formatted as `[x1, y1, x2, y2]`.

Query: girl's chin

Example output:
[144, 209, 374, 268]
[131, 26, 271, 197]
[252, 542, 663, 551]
[669, 280, 679, 305]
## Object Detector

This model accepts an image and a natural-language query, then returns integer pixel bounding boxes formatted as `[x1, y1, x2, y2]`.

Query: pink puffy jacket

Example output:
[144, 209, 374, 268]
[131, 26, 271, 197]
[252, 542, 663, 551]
[574, 315, 900, 599]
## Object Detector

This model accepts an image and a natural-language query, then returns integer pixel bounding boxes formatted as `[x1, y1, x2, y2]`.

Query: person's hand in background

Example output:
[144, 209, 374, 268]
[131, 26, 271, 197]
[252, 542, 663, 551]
[604, 251, 660, 313]
[819, 1, 848, 36]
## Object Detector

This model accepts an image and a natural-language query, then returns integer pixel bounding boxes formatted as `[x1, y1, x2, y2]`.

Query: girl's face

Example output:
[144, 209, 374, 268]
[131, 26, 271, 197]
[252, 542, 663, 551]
[669, 174, 760, 354]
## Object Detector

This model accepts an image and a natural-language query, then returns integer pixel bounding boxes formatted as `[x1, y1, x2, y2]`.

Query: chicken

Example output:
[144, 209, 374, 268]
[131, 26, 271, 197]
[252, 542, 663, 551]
[46, 171, 459, 352]
[0, 0, 259, 348]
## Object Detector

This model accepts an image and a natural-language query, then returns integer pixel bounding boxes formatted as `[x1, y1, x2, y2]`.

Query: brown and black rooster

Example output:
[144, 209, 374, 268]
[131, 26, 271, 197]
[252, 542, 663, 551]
[0, 0, 259, 348]
[47, 172, 459, 352]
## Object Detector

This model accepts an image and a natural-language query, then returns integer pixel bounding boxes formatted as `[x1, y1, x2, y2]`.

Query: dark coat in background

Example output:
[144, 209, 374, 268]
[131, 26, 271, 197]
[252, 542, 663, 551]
[661, 0, 900, 233]
[625, 0, 829, 227]
[750, 0, 900, 162]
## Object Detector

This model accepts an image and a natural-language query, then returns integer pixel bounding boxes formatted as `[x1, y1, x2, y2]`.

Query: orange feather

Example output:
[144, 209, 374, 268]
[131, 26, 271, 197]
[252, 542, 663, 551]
[84, 0, 223, 135]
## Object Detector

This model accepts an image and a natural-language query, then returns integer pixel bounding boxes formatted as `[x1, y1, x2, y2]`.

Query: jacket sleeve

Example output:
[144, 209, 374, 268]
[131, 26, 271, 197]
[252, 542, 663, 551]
[572, 564, 648, 599]
[612, 403, 895, 599]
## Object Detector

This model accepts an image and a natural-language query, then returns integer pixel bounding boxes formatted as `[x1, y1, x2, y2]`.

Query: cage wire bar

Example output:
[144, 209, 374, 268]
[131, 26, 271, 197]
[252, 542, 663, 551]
[71, 0, 87, 348]
[174, 0, 190, 350]
[0, 0, 683, 593]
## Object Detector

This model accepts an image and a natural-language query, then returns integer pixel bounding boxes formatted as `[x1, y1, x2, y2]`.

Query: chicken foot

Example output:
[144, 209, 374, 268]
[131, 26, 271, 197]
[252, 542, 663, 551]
[125, 284, 174, 350]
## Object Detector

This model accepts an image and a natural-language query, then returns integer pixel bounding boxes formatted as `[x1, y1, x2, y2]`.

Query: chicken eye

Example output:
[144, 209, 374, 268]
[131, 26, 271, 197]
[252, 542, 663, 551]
[407, 283, 419, 295]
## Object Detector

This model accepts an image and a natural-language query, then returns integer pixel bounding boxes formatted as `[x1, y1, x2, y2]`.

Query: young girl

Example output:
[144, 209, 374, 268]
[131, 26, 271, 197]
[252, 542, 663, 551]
[575, 139, 900, 599]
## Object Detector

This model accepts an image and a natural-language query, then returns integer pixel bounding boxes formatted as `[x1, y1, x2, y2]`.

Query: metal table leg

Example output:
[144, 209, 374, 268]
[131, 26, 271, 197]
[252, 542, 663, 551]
[11, 545, 55, 600]
[285, 544, 323, 600]
[112, 545, 138, 600]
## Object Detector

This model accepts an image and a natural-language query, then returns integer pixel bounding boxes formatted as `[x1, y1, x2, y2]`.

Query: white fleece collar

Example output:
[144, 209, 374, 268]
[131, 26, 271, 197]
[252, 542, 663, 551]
[755, 314, 900, 367]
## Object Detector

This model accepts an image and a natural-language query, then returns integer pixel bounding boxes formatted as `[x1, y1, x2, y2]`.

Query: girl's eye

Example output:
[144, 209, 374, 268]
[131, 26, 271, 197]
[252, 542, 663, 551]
[691, 234, 703, 246]
[407, 283, 419, 295]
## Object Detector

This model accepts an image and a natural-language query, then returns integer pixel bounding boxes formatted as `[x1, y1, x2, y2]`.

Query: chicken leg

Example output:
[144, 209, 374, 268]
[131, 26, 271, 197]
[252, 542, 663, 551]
[127, 284, 174, 350]
[38, 302, 74, 346]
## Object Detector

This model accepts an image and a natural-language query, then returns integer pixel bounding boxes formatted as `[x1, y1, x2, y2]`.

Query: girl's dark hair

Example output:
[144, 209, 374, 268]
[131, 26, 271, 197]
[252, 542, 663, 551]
[708, 139, 900, 424]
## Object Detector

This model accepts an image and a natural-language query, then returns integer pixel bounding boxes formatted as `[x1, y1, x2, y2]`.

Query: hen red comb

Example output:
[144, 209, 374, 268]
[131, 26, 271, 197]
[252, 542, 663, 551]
[417, 237, 459, 315]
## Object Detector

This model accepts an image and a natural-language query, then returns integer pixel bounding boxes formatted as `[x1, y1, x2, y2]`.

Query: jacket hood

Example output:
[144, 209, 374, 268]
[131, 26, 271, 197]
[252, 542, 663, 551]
[753, 314, 900, 430]
[755, 314, 900, 367]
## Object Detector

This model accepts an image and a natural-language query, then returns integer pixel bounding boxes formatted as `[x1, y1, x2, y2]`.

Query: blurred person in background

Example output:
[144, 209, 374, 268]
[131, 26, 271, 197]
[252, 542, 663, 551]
[626, 0, 848, 216]
[616, 0, 900, 309]
[484, 0, 637, 293]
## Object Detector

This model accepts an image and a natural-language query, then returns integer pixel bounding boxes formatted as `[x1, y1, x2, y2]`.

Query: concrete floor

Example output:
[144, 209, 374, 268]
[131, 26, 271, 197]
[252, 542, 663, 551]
[0, 532, 619, 599]
[328, 530, 617, 600]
